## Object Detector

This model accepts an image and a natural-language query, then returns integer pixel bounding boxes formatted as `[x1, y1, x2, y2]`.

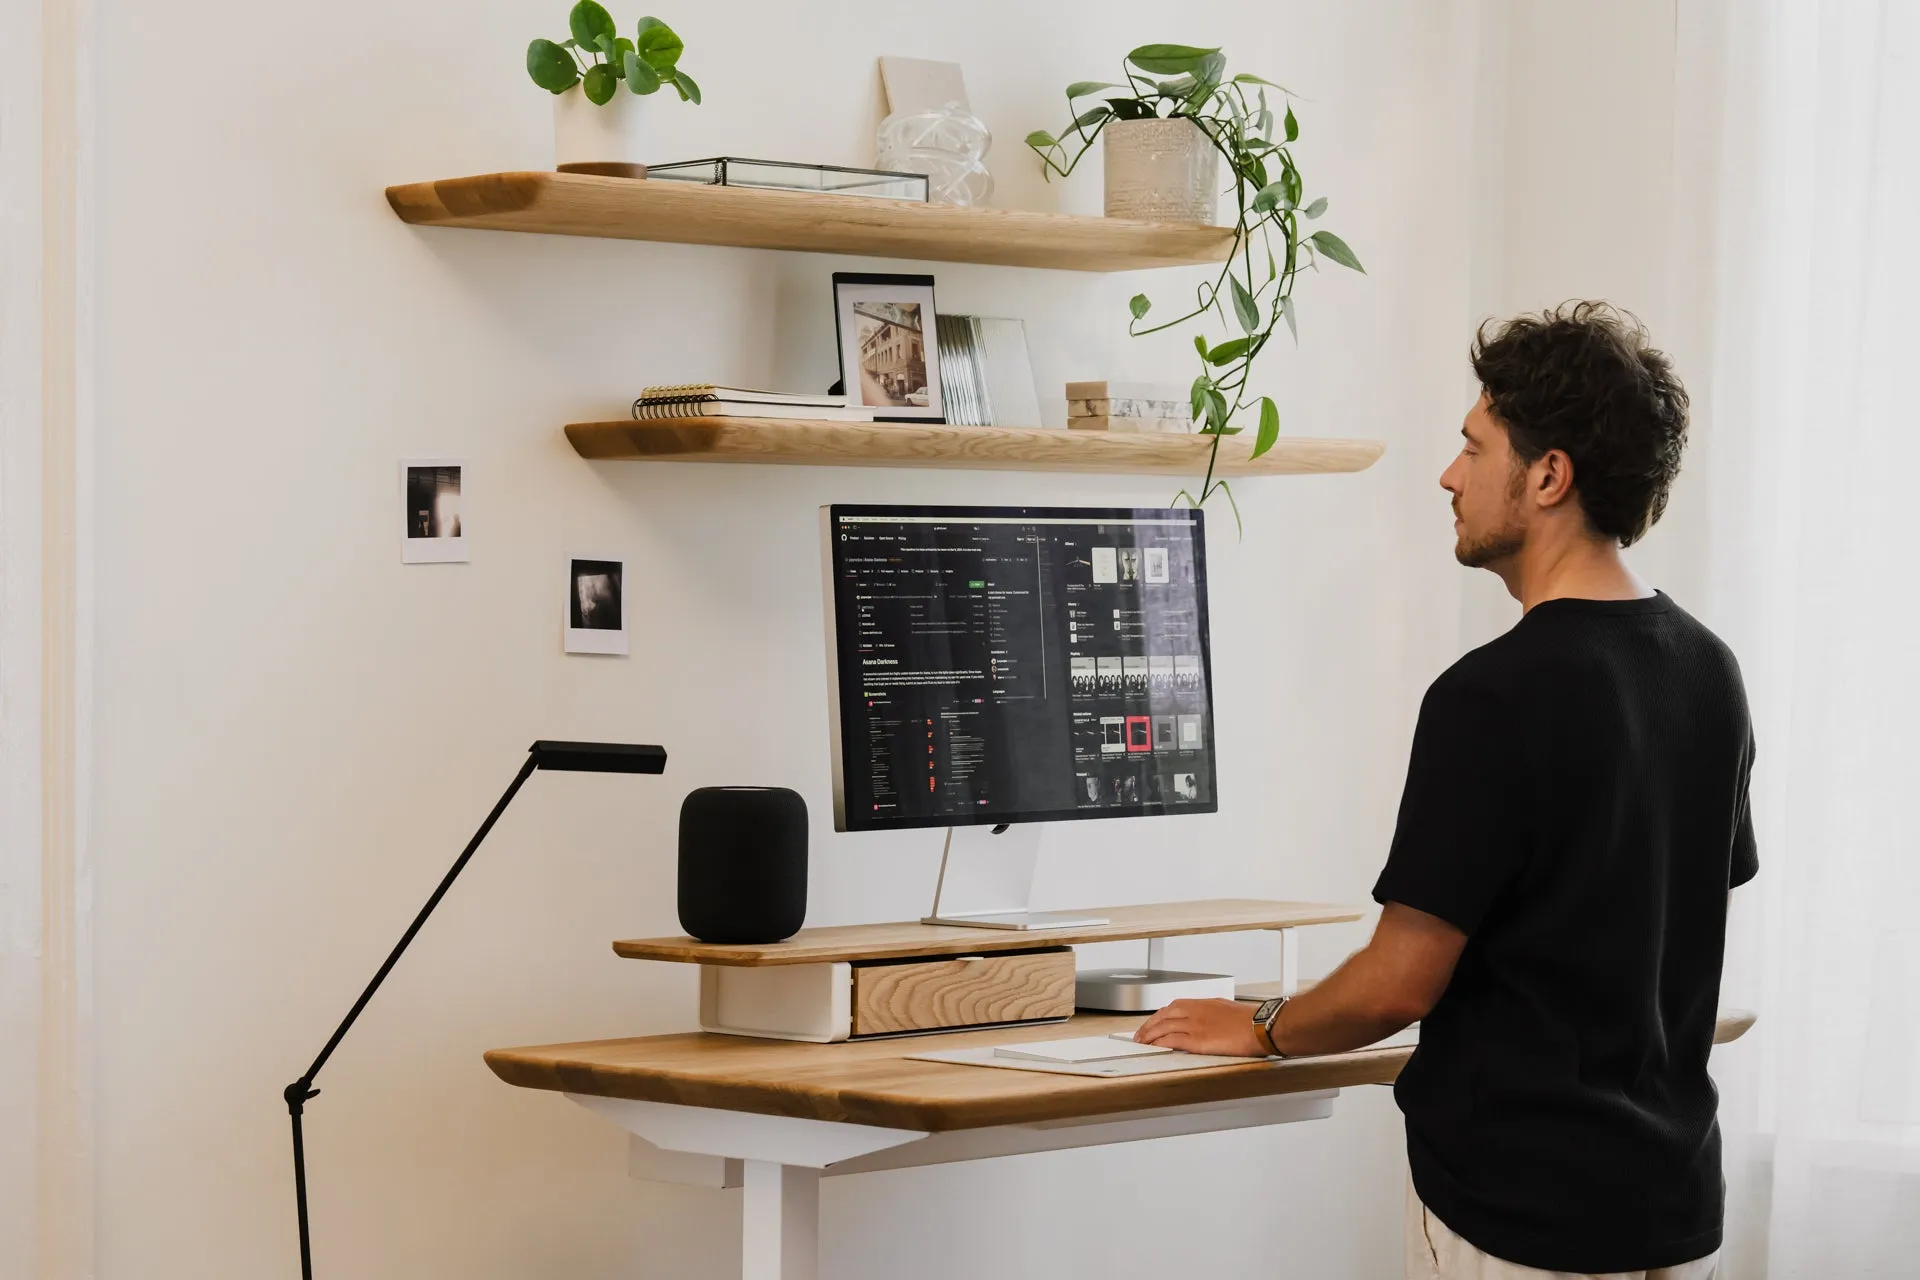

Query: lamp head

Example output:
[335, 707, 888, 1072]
[528, 741, 668, 774]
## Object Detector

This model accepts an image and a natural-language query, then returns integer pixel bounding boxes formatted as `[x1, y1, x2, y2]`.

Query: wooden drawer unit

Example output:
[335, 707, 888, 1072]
[850, 949, 1075, 1038]
[697, 947, 1076, 1043]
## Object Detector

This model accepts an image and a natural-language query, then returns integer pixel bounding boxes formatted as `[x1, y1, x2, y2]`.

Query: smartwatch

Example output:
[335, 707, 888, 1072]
[1252, 996, 1289, 1057]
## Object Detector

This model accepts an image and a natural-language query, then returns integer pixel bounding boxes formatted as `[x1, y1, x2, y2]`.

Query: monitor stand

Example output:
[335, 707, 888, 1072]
[921, 824, 1110, 930]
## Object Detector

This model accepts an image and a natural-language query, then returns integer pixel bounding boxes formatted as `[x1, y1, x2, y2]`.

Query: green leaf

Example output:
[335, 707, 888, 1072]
[1281, 294, 1298, 343]
[623, 50, 660, 93]
[569, 0, 616, 51]
[1155, 75, 1197, 98]
[1303, 196, 1328, 219]
[1231, 276, 1259, 333]
[1251, 397, 1280, 459]
[1190, 375, 1211, 422]
[596, 31, 617, 57]
[1252, 180, 1290, 214]
[1197, 51, 1228, 87]
[1127, 43, 1220, 75]
[1207, 337, 1251, 366]
[1232, 73, 1290, 90]
[1309, 230, 1365, 272]
[1193, 333, 1211, 361]
[1128, 293, 1151, 320]
[1208, 388, 1231, 430]
[1066, 80, 1123, 98]
[636, 19, 683, 71]
[582, 61, 617, 105]
[1283, 104, 1299, 142]
[1025, 129, 1058, 149]
[1107, 97, 1156, 120]
[1281, 164, 1302, 210]
[671, 68, 701, 104]
[1073, 105, 1112, 132]
[527, 39, 580, 93]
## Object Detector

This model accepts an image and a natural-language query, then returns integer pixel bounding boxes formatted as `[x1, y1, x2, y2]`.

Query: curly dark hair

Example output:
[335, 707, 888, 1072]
[1470, 301, 1689, 547]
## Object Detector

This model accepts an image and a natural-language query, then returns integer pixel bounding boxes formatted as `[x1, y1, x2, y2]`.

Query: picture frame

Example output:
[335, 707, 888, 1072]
[832, 272, 945, 422]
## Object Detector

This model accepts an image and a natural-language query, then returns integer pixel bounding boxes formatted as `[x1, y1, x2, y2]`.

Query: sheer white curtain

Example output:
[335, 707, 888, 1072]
[1670, 1, 1920, 1273]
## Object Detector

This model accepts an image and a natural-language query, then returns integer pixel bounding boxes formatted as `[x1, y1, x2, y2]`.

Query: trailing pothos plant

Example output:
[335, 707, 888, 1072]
[1027, 43, 1363, 526]
[526, 2, 699, 106]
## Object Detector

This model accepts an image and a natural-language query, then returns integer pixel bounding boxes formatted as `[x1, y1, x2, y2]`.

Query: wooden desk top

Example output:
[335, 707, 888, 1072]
[486, 1010, 1757, 1133]
[612, 899, 1367, 967]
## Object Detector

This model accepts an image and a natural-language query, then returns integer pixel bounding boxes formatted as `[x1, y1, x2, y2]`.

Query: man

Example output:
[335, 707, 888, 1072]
[1137, 302, 1756, 1280]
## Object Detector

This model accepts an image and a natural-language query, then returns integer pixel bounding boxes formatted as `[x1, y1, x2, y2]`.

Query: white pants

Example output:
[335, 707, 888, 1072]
[1406, 1180, 1721, 1280]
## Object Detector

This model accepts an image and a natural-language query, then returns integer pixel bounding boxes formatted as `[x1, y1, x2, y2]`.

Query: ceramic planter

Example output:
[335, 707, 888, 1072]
[1102, 117, 1220, 224]
[552, 84, 647, 178]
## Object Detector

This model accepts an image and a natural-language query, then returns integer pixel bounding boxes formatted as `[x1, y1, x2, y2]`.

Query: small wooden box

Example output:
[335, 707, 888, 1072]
[699, 947, 1075, 1043]
[851, 949, 1076, 1037]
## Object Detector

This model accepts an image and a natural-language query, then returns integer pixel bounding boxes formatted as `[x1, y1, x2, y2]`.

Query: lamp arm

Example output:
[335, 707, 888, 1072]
[283, 749, 541, 1279]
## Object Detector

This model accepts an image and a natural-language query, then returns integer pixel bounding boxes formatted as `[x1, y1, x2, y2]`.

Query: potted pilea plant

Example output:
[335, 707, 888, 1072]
[527, 3, 698, 177]
[1028, 43, 1364, 523]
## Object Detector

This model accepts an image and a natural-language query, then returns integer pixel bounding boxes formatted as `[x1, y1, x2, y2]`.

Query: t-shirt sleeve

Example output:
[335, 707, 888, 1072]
[1371, 670, 1526, 934]
[1730, 730, 1759, 888]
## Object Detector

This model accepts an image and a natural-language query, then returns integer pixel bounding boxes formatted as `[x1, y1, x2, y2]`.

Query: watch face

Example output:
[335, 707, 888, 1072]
[1254, 997, 1284, 1023]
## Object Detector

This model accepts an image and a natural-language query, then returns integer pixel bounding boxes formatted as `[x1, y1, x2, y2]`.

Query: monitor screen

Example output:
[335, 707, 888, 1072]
[823, 504, 1218, 832]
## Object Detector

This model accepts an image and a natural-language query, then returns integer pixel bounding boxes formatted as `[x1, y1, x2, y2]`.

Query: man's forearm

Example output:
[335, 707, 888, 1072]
[1269, 943, 1427, 1056]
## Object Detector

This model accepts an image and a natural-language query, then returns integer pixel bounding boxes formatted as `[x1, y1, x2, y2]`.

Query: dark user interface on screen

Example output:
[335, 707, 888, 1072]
[829, 506, 1218, 831]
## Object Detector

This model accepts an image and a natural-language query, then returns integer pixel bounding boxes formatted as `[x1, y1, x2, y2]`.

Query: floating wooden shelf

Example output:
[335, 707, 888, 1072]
[566, 418, 1385, 477]
[385, 172, 1239, 271]
[613, 899, 1367, 967]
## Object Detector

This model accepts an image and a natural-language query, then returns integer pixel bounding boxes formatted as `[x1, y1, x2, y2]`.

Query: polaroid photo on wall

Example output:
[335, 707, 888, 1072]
[401, 459, 466, 563]
[564, 555, 628, 655]
[832, 272, 944, 422]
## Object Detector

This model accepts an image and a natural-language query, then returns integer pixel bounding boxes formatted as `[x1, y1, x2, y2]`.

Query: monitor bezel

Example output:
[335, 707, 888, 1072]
[822, 503, 1219, 833]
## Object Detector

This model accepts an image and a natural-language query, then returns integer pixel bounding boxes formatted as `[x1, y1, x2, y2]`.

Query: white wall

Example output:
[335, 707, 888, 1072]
[84, 1, 1520, 1277]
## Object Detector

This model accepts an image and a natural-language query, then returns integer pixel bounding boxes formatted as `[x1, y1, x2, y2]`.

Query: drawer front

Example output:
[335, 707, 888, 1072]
[851, 948, 1076, 1037]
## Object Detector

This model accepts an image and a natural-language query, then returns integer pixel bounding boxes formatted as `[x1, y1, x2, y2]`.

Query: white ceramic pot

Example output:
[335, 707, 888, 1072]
[1103, 118, 1220, 224]
[552, 83, 647, 178]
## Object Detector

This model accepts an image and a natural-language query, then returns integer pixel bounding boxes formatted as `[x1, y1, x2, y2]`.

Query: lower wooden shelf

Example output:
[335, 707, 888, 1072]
[565, 417, 1386, 476]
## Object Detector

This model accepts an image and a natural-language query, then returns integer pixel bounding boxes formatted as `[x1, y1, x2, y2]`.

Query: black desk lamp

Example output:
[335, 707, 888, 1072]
[282, 739, 667, 1280]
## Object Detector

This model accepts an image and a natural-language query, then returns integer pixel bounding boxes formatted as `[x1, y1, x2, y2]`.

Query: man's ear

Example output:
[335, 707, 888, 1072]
[1530, 449, 1577, 510]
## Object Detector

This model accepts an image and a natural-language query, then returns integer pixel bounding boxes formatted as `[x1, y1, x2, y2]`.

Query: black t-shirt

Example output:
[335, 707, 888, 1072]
[1373, 592, 1757, 1273]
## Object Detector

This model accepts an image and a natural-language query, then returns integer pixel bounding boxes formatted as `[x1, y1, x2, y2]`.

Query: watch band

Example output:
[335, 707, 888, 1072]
[1252, 996, 1289, 1057]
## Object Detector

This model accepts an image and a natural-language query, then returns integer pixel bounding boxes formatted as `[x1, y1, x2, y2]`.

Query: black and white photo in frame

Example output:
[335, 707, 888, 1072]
[564, 556, 628, 655]
[832, 272, 944, 421]
[400, 459, 466, 563]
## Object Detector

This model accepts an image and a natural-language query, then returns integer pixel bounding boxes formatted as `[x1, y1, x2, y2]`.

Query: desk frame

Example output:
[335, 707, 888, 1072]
[571, 1089, 1340, 1280]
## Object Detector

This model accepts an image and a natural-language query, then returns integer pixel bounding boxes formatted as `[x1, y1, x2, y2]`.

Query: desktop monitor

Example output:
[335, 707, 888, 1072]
[823, 504, 1218, 833]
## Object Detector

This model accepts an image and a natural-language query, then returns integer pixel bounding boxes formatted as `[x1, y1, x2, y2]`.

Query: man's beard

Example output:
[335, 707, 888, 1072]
[1455, 519, 1527, 568]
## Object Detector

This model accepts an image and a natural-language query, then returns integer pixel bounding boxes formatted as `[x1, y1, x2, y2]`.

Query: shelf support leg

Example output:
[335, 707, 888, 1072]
[1146, 936, 1167, 972]
[1277, 926, 1299, 996]
[741, 1160, 819, 1280]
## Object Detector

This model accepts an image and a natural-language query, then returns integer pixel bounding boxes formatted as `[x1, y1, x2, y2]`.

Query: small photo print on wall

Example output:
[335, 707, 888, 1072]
[565, 556, 628, 655]
[401, 459, 466, 563]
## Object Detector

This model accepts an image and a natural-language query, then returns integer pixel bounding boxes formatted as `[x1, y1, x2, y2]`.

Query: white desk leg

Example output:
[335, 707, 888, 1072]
[741, 1160, 819, 1280]
[1278, 927, 1299, 996]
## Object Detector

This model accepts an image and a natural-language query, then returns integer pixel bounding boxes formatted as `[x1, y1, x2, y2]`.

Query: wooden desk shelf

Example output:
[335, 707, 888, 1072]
[385, 172, 1239, 271]
[565, 418, 1386, 476]
[614, 899, 1367, 967]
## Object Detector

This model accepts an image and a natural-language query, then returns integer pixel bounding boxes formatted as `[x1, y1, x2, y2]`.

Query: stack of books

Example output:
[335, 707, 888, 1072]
[630, 384, 876, 422]
[1065, 381, 1193, 433]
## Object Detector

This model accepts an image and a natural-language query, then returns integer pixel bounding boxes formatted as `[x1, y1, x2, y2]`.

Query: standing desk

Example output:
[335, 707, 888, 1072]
[488, 912, 1757, 1280]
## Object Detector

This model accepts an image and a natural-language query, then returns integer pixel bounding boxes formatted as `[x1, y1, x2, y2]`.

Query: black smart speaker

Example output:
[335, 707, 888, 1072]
[676, 786, 808, 943]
